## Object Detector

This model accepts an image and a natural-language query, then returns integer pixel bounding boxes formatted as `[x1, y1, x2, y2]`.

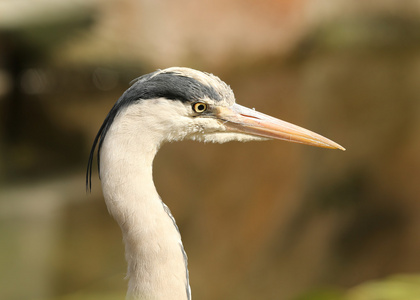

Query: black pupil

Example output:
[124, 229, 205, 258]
[196, 104, 205, 111]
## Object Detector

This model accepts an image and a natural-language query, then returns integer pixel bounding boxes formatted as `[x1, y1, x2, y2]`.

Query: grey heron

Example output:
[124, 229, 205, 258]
[86, 67, 344, 300]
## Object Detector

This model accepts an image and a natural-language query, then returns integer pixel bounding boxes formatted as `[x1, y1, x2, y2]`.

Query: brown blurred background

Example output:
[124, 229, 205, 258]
[1, 0, 420, 300]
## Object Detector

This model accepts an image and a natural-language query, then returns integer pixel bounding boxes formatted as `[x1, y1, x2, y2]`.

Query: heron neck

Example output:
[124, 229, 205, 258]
[99, 114, 189, 300]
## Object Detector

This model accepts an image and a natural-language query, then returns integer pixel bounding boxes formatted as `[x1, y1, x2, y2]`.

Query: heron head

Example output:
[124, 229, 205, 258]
[115, 67, 344, 149]
[87, 67, 344, 190]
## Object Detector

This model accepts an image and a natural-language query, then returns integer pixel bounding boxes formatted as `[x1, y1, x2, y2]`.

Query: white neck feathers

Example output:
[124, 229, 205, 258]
[99, 103, 190, 300]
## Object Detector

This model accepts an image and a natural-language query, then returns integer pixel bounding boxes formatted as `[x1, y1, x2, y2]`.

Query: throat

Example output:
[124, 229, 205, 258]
[99, 122, 190, 300]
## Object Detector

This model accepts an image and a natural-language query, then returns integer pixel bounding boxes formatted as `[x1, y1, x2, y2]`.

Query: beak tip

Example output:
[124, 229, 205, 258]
[332, 143, 346, 151]
[318, 138, 345, 151]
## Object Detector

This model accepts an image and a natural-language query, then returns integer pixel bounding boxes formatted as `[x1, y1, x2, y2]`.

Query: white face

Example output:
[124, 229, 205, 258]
[126, 98, 265, 145]
[185, 104, 268, 144]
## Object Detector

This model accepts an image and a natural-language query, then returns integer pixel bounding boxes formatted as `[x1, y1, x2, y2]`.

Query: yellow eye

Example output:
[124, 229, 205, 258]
[192, 102, 208, 113]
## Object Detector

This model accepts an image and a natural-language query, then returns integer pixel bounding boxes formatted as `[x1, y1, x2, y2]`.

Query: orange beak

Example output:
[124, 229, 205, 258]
[216, 104, 345, 150]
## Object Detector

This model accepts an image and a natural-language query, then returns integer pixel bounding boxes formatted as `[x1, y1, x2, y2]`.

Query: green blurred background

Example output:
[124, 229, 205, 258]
[1, 0, 419, 299]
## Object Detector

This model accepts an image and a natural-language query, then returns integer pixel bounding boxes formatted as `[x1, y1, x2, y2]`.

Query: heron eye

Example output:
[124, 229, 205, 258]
[192, 102, 207, 113]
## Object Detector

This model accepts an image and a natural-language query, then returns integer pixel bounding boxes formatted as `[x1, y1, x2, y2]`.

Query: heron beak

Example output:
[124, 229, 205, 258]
[215, 104, 345, 150]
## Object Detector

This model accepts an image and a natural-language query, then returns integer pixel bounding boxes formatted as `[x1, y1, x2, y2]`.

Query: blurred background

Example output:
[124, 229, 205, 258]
[1, 0, 420, 299]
